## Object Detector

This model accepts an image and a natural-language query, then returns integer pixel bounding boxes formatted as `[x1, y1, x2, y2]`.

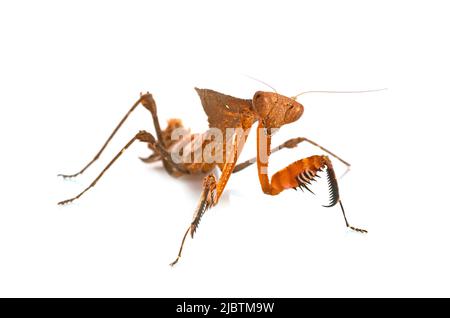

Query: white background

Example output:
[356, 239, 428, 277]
[0, 0, 449, 297]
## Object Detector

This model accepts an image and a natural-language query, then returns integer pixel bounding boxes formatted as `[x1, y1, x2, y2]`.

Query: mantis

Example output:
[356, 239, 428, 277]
[58, 86, 378, 265]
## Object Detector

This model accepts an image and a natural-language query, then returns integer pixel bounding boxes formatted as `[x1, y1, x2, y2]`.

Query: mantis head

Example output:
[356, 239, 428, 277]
[252, 91, 304, 131]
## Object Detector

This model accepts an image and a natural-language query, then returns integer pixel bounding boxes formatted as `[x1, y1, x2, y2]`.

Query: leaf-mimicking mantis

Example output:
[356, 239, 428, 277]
[58, 86, 382, 265]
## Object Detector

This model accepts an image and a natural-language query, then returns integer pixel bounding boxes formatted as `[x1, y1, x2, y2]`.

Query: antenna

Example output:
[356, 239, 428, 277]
[292, 88, 387, 100]
[243, 74, 278, 93]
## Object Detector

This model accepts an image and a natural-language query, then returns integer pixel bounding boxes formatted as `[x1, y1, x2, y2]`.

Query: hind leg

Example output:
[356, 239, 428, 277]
[140, 94, 189, 176]
[58, 93, 177, 178]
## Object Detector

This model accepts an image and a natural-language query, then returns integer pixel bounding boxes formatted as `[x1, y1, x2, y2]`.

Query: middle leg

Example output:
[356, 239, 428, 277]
[233, 136, 350, 173]
[57, 130, 189, 205]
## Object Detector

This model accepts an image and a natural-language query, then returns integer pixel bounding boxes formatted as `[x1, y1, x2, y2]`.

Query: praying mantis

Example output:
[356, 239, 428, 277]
[58, 86, 381, 265]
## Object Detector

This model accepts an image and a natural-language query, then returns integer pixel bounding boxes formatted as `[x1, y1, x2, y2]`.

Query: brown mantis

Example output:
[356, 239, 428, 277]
[58, 86, 381, 265]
